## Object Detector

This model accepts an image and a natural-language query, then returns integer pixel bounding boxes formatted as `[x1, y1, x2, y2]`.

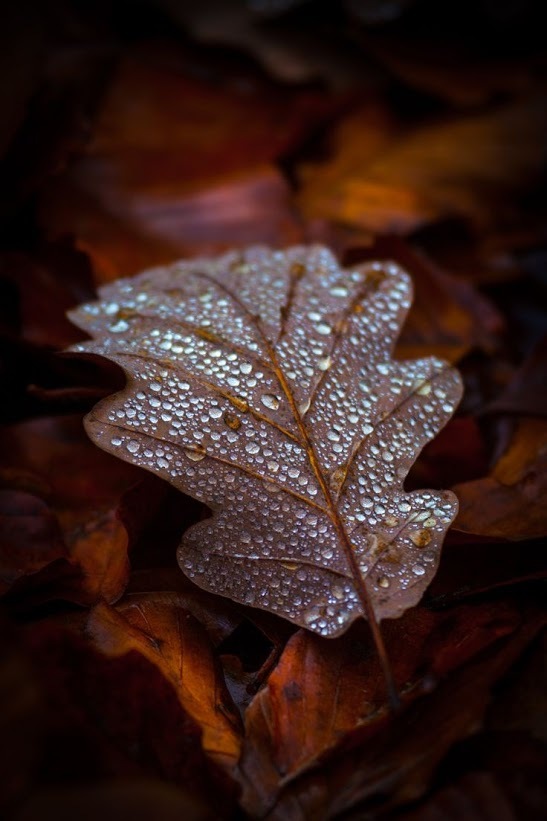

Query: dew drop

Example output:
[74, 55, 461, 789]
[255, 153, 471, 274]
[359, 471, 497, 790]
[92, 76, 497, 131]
[184, 449, 206, 462]
[111, 437, 122, 447]
[109, 319, 129, 333]
[378, 575, 390, 589]
[318, 355, 332, 371]
[245, 442, 260, 455]
[410, 529, 432, 547]
[316, 322, 332, 335]
[261, 393, 280, 410]
[126, 440, 140, 453]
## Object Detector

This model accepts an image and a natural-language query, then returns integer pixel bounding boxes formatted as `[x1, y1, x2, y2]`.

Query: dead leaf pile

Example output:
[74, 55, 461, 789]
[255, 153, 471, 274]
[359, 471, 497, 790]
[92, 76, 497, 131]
[0, 1, 546, 819]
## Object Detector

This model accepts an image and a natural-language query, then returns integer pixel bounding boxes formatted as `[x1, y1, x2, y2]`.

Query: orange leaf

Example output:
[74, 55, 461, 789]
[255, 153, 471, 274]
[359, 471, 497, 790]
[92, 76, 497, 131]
[87, 595, 242, 769]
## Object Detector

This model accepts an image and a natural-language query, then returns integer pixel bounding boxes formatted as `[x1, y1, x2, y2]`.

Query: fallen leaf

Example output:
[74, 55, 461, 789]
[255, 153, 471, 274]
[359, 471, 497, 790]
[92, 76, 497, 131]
[38, 46, 332, 280]
[298, 97, 547, 236]
[20, 621, 234, 811]
[345, 238, 504, 362]
[70, 247, 462, 660]
[0, 415, 141, 530]
[64, 508, 130, 604]
[242, 611, 543, 820]
[86, 596, 242, 769]
[454, 417, 547, 540]
[238, 601, 521, 814]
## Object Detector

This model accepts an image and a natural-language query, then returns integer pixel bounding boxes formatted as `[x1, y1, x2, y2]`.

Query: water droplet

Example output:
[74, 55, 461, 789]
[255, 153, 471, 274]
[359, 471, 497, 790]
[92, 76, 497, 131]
[330, 285, 348, 297]
[209, 407, 222, 419]
[316, 322, 332, 335]
[318, 355, 332, 371]
[378, 575, 390, 589]
[327, 428, 340, 442]
[245, 442, 260, 455]
[412, 564, 426, 576]
[417, 382, 431, 396]
[126, 440, 140, 453]
[304, 606, 320, 625]
[261, 393, 280, 410]
[184, 449, 206, 462]
[288, 467, 300, 478]
[111, 437, 122, 447]
[240, 362, 252, 374]
[150, 381, 162, 392]
[308, 311, 321, 322]
[267, 460, 279, 473]
[109, 319, 129, 333]
[298, 398, 311, 415]
[410, 529, 432, 547]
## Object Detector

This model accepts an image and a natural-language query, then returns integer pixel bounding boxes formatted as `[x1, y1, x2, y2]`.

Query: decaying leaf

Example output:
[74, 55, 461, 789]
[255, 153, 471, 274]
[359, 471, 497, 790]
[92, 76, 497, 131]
[69, 246, 462, 647]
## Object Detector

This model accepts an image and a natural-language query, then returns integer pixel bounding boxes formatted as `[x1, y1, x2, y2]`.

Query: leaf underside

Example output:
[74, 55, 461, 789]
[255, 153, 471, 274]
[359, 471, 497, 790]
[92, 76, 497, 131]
[69, 246, 462, 637]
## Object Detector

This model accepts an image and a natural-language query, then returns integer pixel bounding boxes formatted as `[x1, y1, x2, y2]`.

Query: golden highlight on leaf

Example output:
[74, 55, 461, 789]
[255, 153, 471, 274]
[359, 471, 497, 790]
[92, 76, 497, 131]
[69, 246, 462, 639]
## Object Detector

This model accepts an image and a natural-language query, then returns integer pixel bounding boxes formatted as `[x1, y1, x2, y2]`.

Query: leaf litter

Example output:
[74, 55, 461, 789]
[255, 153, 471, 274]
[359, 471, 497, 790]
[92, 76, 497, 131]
[2, 5, 546, 817]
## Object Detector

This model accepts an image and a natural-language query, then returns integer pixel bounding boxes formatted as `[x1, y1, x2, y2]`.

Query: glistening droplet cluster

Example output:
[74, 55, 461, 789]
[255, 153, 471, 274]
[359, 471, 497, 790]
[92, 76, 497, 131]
[69, 245, 462, 636]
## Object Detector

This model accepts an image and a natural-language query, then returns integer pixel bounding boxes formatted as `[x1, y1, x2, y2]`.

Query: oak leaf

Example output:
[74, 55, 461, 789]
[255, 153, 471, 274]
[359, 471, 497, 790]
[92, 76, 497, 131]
[70, 246, 462, 641]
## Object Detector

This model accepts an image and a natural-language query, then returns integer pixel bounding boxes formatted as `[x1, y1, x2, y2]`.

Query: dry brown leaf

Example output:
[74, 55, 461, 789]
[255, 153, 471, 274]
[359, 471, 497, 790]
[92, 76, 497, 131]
[70, 246, 462, 668]
[454, 417, 547, 541]
[86, 596, 242, 769]
[239, 602, 521, 816]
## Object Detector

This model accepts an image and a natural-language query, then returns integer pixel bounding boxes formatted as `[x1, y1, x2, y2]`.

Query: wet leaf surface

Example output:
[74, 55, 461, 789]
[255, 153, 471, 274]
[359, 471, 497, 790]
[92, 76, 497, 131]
[70, 247, 463, 662]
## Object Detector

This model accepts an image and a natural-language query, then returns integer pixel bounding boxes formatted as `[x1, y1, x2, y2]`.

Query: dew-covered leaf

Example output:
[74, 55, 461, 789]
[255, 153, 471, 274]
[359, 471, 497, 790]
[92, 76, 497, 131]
[69, 246, 462, 640]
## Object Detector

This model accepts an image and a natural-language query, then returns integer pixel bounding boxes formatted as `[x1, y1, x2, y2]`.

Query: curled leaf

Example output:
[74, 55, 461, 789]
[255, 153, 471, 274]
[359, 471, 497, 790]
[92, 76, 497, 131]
[70, 246, 462, 640]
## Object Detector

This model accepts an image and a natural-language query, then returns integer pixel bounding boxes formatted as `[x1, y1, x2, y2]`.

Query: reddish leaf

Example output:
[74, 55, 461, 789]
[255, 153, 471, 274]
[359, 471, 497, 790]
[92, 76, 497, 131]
[64, 508, 130, 604]
[87, 597, 242, 769]
[240, 610, 543, 819]
[238, 601, 521, 814]
[20, 622, 234, 811]
[454, 417, 547, 540]
[38, 46, 332, 281]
